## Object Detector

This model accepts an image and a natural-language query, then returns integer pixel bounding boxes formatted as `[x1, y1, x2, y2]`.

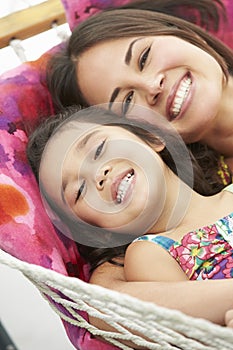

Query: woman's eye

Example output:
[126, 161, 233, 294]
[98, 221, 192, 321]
[75, 180, 85, 203]
[139, 47, 150, 71]
[122, 91, 134, 115]
[94, 139, 106, 160]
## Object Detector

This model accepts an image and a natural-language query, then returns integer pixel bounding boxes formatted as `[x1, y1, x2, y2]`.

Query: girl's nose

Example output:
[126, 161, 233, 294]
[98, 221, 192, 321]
[95, 165, 111, 190]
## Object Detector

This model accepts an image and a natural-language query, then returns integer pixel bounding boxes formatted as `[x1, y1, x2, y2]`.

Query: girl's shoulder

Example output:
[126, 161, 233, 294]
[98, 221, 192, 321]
[124, 237, 188, 282]
[132, 234, 174, 251]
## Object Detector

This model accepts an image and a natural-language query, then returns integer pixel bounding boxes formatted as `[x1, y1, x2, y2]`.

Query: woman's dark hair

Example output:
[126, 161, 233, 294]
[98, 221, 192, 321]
[27, 105, 226, 272]
[119, 0, 225, 29]
[44, 0, 232, 200]
[46, 0, 231, 111]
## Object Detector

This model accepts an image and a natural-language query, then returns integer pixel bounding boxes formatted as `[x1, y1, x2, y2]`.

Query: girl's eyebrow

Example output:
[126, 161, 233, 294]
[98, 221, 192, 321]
[76, 129, 100, 152]
[108, 37, 143, 110]
[62, 129, 100, 192]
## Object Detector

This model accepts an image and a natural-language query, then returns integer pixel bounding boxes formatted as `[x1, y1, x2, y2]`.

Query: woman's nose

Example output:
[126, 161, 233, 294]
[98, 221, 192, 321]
[140, 74, 164, 106]
[95, 165, 111, 190]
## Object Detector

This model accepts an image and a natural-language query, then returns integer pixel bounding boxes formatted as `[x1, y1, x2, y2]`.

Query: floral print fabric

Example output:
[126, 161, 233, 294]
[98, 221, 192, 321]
[135, 186, 233, 281]
[169, 212, 233, 280]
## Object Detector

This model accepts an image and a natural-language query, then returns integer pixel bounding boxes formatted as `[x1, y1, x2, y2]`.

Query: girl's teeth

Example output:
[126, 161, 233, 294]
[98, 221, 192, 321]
[116, 172, 134, 203]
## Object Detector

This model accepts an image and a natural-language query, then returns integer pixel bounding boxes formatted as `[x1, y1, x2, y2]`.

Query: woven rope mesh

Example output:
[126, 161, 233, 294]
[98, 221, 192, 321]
[1, 249, 233, 350]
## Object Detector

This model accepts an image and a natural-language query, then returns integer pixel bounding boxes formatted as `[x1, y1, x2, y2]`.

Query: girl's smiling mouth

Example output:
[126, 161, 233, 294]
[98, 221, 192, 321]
[112, 169, 135, 204]
[167, 72, 192, 121]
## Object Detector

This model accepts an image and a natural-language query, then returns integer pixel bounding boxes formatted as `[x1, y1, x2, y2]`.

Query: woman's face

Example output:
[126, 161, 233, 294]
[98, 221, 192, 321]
[77, 35, 224, 143]
[40, 121, 167, 238]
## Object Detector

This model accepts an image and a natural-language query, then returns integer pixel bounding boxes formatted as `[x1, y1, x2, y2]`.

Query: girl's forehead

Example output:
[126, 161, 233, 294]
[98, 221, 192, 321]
[41, 121, 98, 169]
[39, 121, 100, 202]
[59, 120, 98, 135]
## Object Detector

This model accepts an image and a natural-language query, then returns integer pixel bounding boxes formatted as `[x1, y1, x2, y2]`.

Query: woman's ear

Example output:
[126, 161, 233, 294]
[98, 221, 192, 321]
[153, 138, 166, 153]
[146, 135, 166, 153]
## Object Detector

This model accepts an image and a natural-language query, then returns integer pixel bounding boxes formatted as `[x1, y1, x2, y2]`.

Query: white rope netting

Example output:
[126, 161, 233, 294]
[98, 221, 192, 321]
[1, 248, 233, 350]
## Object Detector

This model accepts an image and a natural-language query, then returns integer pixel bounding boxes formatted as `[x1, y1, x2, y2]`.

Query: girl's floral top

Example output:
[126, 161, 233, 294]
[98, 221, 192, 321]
[134, 185, 233, 280]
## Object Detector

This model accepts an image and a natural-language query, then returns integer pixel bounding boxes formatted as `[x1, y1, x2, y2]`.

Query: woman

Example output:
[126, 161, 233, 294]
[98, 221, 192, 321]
[46, 1, 233, 186]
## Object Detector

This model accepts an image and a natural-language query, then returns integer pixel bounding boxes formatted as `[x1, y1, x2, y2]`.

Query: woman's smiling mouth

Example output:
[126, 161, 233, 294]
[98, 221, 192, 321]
[112, 169, 135, 204]
[167, 72, 192, 121]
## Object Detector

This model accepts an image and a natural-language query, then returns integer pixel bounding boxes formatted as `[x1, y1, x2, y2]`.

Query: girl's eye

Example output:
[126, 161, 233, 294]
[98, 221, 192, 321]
[75, 180, 85, 203]
[122, 91, 134, 115]
[139, 47, 150, 71]
[94, 139, 106, 160]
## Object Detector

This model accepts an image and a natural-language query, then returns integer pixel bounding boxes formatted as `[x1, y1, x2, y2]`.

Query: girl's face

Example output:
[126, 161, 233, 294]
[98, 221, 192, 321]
[77, 35, 224, 143]
[40, 122, 168, 237]
[62, 124, 167, 235]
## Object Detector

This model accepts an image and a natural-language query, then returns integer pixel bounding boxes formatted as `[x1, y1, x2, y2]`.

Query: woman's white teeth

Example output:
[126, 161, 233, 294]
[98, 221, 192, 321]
[116, 171, 134, 203]
[171, 76, 191, 117]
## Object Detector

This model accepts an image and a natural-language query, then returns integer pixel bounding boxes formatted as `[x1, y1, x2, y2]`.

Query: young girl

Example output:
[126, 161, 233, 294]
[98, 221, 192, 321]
[27, 106, 233, 283]
[46, 0, 233, 189]
[27, 105, 233, 341]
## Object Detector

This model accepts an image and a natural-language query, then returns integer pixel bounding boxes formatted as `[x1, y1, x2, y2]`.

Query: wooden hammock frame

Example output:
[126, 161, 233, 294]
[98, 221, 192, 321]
[0, 0, 66, 49]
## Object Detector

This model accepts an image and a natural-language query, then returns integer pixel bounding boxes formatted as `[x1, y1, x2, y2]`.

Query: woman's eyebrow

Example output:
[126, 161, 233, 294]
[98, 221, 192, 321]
[109, 87, 120, 110]
[125, 38, 142, 65]
[108, 37, 143, 109]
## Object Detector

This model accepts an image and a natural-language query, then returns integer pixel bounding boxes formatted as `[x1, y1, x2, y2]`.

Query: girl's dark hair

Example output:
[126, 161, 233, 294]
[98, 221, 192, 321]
[46, 0, 231, 111]
[27, 106, 225, 272]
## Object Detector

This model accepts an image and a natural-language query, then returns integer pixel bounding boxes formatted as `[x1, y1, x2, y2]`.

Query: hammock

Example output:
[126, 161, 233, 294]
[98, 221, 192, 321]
[1, 248, 233, 350]
[1, 1, 233, 349]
